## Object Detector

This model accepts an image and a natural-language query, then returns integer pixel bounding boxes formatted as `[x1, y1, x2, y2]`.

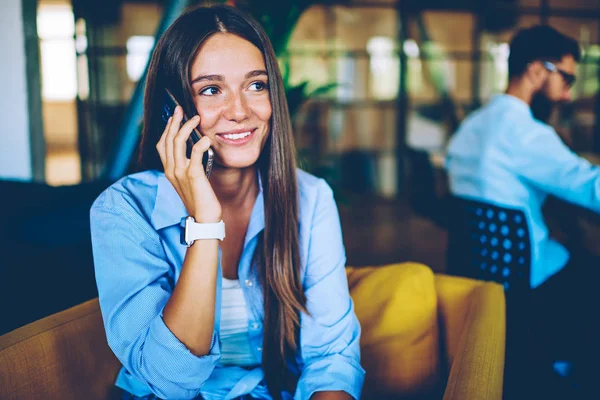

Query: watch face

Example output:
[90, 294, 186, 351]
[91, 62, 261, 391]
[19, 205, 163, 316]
[180, 216, 190, 246]
[180, 227, 187, 246]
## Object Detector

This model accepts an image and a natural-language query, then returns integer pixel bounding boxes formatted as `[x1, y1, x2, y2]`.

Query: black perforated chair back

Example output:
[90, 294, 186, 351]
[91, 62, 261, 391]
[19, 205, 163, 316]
[446, 196, 532, 293]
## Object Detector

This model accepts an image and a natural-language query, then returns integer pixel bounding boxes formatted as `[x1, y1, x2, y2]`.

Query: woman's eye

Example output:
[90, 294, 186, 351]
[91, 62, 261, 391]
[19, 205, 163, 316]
[249, 81, 267, 91]
[199, 86, 220, 96]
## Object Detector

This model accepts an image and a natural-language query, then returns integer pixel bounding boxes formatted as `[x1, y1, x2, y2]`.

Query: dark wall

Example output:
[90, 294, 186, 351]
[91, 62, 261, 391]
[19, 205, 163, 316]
[0, 180, 112, 335]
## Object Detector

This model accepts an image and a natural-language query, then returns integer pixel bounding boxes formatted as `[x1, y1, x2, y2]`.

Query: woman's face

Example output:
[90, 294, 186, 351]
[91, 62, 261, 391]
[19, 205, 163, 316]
[189, 33, 272, 169]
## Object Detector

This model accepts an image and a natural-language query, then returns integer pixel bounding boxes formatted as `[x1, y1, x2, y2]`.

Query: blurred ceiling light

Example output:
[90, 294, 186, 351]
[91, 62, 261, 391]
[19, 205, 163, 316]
[37, 4, 77, 101]
[37, 4, 74, 39]
[403, 39, 420, 58]
[494, 43, 509, 60]
[126, 36, 155, 82]
[367, 36, 399, 100]
[75, 35, 87, 54]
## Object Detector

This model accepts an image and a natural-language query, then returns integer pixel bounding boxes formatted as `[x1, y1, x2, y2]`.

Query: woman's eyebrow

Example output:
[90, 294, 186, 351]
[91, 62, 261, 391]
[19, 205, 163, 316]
[191, 74, 223, 84]
[246, 70, 268, 79]
[190, 70, 268, 84]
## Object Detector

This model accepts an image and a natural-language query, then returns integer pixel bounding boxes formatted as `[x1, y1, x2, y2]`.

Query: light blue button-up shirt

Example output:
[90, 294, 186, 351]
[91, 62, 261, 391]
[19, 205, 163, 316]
[446, 94, 600, 288]
[90, 169, 364, 400]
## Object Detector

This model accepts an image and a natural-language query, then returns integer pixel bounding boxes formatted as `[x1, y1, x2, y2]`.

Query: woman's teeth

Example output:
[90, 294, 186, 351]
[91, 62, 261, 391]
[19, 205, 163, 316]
[222, 131, 251, 140]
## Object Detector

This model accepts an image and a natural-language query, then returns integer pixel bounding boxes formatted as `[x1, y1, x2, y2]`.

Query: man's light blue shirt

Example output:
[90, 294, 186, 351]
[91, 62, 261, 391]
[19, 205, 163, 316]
[446, 94, 600, 288]
[90, 169, 364, 399]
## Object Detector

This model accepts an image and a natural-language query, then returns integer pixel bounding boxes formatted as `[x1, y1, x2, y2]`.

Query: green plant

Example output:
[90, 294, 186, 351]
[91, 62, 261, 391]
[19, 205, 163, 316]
[208, 0, 345, 194]
[231, 0, 341, 117]
[232, 0, 345, 189]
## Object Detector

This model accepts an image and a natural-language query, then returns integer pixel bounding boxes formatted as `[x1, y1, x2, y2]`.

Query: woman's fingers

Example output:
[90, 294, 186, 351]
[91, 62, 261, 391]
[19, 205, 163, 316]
[154, 105, 220, 221]
[174, 115, 201, 180]
[188, 136, 213, 179]
[156, 116, 172, 166]
[164, 106, 183, 179]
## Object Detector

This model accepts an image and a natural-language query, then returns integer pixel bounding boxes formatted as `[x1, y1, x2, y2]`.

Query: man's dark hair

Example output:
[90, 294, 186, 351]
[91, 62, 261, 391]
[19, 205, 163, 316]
[508, 25, 581, 79]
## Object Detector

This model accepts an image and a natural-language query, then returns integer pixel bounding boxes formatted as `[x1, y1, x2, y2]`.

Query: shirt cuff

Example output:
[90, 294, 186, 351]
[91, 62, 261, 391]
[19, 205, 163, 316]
[295, 354, 365, 400]
[143, 314, 221, 393]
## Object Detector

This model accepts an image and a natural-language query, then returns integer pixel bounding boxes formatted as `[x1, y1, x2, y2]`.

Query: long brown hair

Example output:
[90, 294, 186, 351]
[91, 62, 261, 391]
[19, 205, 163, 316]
[138, 5, 306, 397]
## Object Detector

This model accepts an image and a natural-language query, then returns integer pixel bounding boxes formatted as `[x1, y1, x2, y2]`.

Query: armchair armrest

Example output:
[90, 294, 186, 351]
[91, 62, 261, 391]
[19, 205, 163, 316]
[0, 298, 121, 400]
[435, 274, 506, 400]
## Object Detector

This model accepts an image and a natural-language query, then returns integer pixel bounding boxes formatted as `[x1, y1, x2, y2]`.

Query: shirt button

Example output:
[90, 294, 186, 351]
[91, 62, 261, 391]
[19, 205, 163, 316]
[245, 280, 253, 287]
[251, 323, 260, 330]
[257, 346, 263, 352]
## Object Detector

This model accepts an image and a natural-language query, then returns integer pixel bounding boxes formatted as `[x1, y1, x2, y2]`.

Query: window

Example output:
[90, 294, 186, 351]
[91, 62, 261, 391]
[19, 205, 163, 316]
[37, 4, 77, 101]
[367, 36, 399, 100]
[126, 36, 154, 82]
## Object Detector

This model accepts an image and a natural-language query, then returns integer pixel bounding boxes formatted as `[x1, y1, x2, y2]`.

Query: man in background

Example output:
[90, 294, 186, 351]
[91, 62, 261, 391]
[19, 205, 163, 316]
[446, 25, 600, 399]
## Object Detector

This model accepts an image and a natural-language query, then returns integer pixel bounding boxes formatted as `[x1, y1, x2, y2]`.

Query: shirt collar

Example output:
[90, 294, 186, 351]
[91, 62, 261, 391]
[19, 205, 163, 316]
[150, 171, 265, 245]
[496, 93, 533, 117]
[150, 174, 187, 230]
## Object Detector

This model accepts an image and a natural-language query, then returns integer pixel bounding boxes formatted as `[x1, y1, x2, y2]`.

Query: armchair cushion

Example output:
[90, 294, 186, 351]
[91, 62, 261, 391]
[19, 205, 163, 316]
[436, 274, 505, 400]
[0, 263, 504, 400]
[347, 263, 442, 398]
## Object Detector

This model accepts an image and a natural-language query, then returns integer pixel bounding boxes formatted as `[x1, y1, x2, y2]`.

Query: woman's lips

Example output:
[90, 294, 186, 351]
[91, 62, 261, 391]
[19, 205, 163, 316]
[215, 128, 256, 145]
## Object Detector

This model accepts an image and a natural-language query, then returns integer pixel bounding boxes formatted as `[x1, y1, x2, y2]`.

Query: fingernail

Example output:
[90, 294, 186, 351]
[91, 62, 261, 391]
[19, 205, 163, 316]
[175, 106, 181, 114]
[193, 115, 200, 120]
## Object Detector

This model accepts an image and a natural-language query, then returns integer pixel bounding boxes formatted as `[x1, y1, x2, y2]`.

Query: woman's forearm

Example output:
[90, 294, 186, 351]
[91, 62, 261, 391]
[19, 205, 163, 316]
[162, 239, 219, 356]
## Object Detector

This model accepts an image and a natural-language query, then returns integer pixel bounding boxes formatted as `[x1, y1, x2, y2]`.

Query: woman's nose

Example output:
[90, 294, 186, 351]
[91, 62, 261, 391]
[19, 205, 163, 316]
[223, 93, 250, 122]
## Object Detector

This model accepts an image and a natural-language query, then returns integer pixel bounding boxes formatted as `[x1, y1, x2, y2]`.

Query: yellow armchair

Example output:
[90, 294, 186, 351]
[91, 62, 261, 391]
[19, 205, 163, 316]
[0, 263, 505, 399]
[0, 297, 120, 399]
[347, 263, 505, 400]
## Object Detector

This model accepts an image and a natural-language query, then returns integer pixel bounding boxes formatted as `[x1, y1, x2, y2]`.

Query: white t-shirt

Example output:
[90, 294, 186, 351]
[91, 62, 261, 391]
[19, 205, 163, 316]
[219, 277, 260, 367]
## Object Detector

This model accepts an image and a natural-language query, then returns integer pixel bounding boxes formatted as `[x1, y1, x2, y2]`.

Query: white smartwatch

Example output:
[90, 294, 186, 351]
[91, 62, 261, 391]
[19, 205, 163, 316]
[180, 216, 226, 246]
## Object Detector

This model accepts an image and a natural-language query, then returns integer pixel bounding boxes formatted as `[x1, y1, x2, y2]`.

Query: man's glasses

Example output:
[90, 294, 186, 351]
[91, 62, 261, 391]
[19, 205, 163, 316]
[542, 61, 576, 88]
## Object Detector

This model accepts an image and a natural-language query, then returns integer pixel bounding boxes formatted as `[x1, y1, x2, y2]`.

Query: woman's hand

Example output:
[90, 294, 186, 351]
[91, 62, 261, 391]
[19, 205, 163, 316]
[157, 105, 222, 222]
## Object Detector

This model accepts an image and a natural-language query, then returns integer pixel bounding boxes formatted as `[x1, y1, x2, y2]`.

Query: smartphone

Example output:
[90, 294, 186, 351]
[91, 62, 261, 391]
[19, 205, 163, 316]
[161, 89, 214, 179]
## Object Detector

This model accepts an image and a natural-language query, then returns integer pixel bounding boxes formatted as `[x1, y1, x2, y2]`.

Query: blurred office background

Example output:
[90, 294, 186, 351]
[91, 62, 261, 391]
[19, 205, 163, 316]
[1, 0, 600, 333]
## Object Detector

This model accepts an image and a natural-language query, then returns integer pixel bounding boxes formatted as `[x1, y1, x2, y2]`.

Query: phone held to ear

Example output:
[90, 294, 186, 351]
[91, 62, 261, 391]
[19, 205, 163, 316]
[161, 89, 214, 179]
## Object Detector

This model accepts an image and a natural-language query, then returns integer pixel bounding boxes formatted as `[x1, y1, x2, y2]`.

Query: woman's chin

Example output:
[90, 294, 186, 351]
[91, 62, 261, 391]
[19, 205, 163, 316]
[213, 155, 260, 170]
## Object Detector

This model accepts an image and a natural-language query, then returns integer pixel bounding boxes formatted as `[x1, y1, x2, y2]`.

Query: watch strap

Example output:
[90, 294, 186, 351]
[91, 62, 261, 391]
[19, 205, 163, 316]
[181, 216, 226, 246]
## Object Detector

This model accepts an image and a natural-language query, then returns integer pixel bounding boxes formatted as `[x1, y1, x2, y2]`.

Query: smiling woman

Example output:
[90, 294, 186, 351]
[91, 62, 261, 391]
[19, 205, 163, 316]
[90, 4, 363, 400]
[188, 33, 272, 169]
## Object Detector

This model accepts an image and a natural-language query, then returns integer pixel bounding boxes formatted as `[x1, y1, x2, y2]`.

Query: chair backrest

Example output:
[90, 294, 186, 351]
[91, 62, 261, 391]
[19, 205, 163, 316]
[0, 298, 121, 400]
[446, 196, 532, 292]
